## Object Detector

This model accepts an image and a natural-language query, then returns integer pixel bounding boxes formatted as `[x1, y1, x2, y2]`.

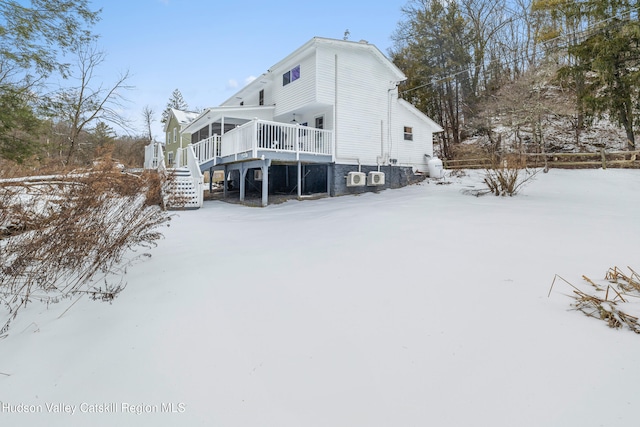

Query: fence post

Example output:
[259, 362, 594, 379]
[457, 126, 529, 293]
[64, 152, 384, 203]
[600, 148, 607, 170]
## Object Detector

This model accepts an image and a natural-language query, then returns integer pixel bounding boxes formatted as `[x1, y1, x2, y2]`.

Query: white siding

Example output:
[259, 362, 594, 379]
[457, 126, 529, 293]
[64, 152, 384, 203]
[272, 51, 316, 116]
[392, 98, 435, 173]
[210, 37, 437, 171]
[319, 44, 398, 165]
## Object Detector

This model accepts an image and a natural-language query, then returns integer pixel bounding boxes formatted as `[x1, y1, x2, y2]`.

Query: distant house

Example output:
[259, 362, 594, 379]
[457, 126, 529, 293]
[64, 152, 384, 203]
[146, 37, 442, 207]
[163, 108, 199, 167]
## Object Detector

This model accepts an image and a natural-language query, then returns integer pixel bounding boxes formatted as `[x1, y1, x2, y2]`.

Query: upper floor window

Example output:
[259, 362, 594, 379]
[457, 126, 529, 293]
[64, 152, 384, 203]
[283, 65, 300, 86]
[259, 89, 264, 106]
[173, 128, 177, 143]
[404, 126, 413, 141]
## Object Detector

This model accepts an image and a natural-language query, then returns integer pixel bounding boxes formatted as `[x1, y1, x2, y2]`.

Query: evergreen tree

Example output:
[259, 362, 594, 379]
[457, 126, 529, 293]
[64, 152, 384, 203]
[0, 0, 100, 77]
[392, 0, 472, 157]
[161, 89, 189, 124]
[0, 0, 99, 163]
[0, 84, 41, 163]
[536, 0, 640, 150]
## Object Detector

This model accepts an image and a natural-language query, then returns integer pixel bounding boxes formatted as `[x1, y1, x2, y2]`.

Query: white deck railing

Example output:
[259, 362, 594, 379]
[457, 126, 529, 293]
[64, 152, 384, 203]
[189, 119, 333, 165]
[177, 135, 221, 168]
[253, 120, 333, 155]
[143, 142, 166, 171]
[220, 121, 257, 158]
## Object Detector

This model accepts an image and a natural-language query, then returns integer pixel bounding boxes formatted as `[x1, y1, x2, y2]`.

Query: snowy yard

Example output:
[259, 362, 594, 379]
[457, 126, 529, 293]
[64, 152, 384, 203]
[1, 168, 639, 427]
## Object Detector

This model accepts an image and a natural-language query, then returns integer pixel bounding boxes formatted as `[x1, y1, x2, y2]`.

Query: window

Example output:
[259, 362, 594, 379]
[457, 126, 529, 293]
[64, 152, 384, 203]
[404, 126, 413, 141]
[167, 151, 174, 166]
[198, 127, 209, 141]
[173, 128, 177, 143]
[315, 116, 324, 129]
[259, 89, 264, 106]
[283, 65, 300, 86]
[291, 65, 300, 82]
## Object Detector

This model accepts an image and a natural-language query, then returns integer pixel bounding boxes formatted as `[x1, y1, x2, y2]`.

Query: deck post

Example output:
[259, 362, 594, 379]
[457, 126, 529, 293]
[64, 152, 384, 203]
[297, 161, 302, 198]
[223, 165, 228, 199]
[327, 164, 335, 197]
[261, 160, 269, 207]
[239, 164, 247, 202]
[295, 123, 300, 161]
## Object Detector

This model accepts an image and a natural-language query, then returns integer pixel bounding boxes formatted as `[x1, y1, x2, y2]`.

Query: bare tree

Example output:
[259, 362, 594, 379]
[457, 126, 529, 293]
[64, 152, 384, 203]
[43, 42, 133, 164]
[460, 0, 510, 98]
[141, 105, 155, 143]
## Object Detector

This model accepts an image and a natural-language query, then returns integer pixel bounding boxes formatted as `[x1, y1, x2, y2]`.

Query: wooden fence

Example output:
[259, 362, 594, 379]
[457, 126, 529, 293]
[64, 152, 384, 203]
[442, 149, 640, 170]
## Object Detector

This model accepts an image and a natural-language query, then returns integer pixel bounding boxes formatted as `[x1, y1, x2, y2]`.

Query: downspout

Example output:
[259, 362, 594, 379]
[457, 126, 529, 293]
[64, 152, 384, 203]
[378, 120, 384, 171]
[388, 85, 394, 163]
[380, 120, 384, 159]
[334, 54, 338, 162]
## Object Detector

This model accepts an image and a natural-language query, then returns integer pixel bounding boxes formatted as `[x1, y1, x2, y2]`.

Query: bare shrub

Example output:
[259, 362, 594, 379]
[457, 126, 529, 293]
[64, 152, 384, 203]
[484, 155, 539, 196]
[0, 159, 171, 337]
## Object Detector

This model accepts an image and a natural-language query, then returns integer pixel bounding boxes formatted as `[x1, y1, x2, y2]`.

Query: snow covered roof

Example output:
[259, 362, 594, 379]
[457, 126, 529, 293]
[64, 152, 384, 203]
[181, 105, 276, 134]
[163, 108, 200, 133]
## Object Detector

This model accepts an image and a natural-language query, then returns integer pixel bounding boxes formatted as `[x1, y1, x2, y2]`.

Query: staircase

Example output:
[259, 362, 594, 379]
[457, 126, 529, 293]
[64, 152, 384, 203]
[145, 143, 204, 210]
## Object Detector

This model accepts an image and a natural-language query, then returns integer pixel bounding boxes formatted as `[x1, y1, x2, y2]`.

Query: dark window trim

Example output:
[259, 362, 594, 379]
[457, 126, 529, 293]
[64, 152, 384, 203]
[283, 65, 300, 86]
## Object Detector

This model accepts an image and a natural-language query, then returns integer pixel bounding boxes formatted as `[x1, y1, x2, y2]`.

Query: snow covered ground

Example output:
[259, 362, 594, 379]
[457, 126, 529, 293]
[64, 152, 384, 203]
[1, 168, 639, 427]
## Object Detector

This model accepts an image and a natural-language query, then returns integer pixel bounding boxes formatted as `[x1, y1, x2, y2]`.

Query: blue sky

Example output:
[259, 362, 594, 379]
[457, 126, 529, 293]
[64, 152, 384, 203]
[86, 0, 409, 140]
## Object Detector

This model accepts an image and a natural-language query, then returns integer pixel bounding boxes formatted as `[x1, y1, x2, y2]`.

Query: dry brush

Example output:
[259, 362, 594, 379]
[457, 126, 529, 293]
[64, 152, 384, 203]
[0, 161, 171, 338]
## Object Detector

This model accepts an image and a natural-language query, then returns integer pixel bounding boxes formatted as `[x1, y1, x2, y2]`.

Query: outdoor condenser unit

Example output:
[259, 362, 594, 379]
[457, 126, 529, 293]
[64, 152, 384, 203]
[346, 171, 366, 187]
[367, 171, 385, 186]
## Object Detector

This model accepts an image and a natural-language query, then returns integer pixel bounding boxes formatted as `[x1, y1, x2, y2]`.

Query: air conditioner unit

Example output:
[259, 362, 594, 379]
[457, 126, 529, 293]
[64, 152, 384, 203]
[254, 169, 263, 181]
[367, 171, 385, 186]
[346, 171, 366, 187]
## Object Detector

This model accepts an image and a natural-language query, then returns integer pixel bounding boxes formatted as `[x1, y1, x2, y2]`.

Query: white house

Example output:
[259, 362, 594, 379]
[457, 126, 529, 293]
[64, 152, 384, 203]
[150, 37, 443, 207]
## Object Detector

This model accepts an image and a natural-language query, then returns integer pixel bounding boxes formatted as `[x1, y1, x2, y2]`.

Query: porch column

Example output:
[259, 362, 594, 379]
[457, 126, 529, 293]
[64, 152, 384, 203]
[297, 161, 302, 198]
[239, 164, 247, 202]
[261, 161, 269, 207]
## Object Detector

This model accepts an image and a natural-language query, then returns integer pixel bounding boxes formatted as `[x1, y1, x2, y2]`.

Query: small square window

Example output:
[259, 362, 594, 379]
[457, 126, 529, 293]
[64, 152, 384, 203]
[283, 65, 300, 86]
[291, 65, 300, 82]
[404, 126, 413, 141]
